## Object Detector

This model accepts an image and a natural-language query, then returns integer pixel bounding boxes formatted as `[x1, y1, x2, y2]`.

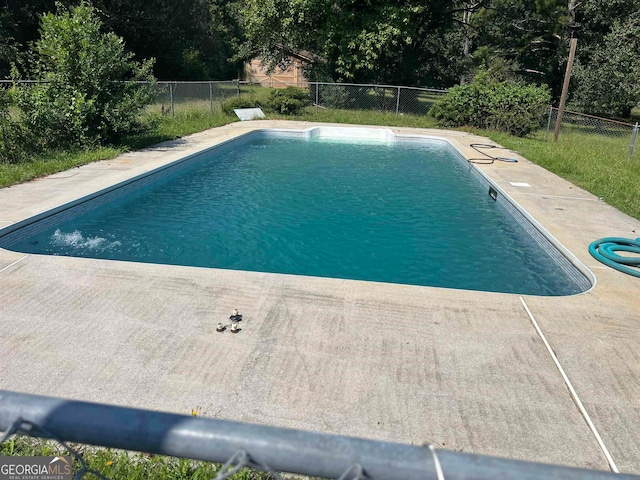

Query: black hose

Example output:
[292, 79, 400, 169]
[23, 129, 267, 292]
[466, 143, 518, 164]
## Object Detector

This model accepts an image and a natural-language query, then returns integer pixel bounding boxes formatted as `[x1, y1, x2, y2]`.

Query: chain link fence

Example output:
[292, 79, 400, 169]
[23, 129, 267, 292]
[238, 81, 447, 116]
[149, 81, 240, 116]
[545, 107, 640, 159]
[313, 83, 447, 116]
[0, 80, 242, 118]
[0, 79, 443, 117]
[0, 390, 635, 480]
[3, 80, 639, 160]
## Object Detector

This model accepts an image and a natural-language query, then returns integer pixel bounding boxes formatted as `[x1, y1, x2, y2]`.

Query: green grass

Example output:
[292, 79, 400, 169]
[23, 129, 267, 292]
[1, 436, 268, 479]
[124, 110, 236, 150]
[0, 111, 237, 189]
[284, 107, 439, 129]
[476, 128, 640, 220]
[1, 435, 315, 479]
[0, 147, 126, 187]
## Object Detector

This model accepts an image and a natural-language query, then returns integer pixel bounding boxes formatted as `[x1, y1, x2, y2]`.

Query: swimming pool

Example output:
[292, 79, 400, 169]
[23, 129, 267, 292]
[0, 127, 592, 295]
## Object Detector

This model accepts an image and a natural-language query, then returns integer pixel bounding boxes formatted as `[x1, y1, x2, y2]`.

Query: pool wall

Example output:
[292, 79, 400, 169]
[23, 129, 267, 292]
[0, 126, 594, 293]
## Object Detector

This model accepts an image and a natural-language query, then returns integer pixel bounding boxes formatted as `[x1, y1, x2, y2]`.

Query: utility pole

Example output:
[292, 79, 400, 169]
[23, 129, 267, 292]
[553, 37, 577, 142]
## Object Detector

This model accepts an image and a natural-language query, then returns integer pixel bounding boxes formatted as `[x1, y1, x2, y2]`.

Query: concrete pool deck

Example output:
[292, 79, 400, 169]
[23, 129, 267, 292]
[0, 121, 639, 473]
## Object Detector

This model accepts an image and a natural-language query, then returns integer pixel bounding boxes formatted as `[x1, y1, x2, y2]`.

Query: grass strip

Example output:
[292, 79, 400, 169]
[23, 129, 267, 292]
[0, 111, 237, 189]
[1, 435, 273, 480]
[1, 434, 328, 479]
[480, 129, 640, 220]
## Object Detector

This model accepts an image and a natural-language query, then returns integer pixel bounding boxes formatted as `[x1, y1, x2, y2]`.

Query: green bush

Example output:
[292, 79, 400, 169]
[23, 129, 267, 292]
[430, 71, 550, 136]
[0, 87, 31, 163]
[221, 96, 265, 115]
[221, 87, 310, 116]
[266, 86, 310, 115]
[15, 3, 155, 149]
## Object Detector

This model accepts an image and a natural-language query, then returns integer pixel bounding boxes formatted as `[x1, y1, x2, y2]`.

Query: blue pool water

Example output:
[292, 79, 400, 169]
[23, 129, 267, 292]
[4, 133, 590, 295]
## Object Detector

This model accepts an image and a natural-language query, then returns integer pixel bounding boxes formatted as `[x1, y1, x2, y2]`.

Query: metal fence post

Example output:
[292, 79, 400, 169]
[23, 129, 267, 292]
[396, 86, 401, 116]
[315, 83, 319, 114]
[545, 106, 553, 141]
[209, 81, 213, 115]
[630, 122, 639, 159]
[169, 83, 174, 117]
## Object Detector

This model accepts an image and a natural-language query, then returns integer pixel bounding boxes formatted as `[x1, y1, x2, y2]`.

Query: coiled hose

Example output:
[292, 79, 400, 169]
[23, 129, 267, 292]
[588, 237, 640, 277]
[466, 143, 519, 164]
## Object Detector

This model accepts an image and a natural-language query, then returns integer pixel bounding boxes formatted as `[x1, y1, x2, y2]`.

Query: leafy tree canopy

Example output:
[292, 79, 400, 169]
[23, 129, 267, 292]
[239, 0, 482, 87]
[0, 0, 242, 80]
[470, 0, 566, 93]
[91, 0, 243, 80]
[572, 12, 640, 117]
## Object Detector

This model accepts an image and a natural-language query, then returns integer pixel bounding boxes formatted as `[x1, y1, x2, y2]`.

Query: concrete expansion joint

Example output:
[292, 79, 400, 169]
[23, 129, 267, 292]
[0, 255, 28, 274]
[518, 296, 619, 473]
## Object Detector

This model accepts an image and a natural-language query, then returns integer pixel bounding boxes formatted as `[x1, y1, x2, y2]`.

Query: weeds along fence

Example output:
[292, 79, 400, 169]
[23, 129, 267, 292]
[149, 80, 240, 116]
[546, 106, 640, 159]
[0, 390, 634, 480]
[241, 80, 449, 116]
[147, 80, 448, 117]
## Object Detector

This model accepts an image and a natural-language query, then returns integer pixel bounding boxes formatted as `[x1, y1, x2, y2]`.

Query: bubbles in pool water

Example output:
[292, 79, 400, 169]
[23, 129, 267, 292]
[51, 229, 121, 251]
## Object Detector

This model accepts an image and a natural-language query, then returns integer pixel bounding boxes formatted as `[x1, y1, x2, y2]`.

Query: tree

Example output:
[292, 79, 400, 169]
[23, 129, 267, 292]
[0, 0, 61, 77]
[238, 0, 473, 87]
[566, 0, 640, 117]
[575, 0, 639, 45]
[1, 0, 242, 80]
[15, 2, 156, 148]
[91, 0, 243, 79]
[571, 14, 640, 117]
[469, 0, 567, 94]
[0, 10, 15, 75]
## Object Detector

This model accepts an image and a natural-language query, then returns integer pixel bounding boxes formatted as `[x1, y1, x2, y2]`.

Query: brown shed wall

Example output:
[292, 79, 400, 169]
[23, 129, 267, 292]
[247, 58, 308, 87]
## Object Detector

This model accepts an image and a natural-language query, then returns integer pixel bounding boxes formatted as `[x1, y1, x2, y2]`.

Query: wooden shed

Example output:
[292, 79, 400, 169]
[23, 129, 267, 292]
[246, 50, 317, 87]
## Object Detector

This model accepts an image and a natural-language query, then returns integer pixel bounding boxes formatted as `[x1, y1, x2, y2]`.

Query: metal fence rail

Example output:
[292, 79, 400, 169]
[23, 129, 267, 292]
[1, 390, 638, 480]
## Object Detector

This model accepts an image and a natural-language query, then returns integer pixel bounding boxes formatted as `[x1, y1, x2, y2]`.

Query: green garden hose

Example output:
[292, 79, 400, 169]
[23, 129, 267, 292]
[588, 237, 640, 277]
